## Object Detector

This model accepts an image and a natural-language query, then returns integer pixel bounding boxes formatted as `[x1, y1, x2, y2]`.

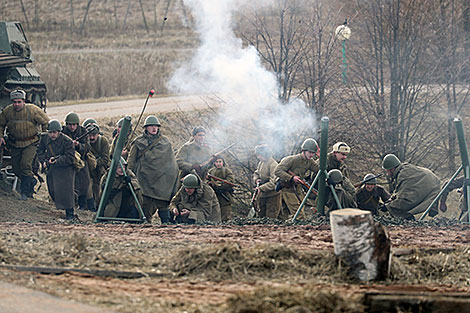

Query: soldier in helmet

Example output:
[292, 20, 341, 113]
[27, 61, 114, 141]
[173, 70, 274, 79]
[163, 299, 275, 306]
[0, 89, 49, 199]
[37, 120, 76, 220]
[253, 144, 281, 218]
[175, 126, 212, 180]
[327, 142, 355, 196]
[439, 176, 470, 222]
[354, 173, 390, 215]
[110, 117, 132, 159]
[170, 173, 221, 223]
[62, 112, 92, 211]
[100, 158, 143, 219]
[274, 138, 320, 219]
[325, 169, 357, 211]
[382, 154, 440, 220]
[207, 156, 234, 221]
[86, 121, 110, 205]
[127, 115, 179, 223]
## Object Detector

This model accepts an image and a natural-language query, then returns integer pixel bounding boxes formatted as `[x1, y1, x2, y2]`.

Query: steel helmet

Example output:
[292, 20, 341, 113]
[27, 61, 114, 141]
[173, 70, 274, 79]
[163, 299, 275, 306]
[116, 117, 133, 128]
[328, 169, 343, 184]
[82, 118, 98, 127]
[144, 115, 161, 127]
[182, 174, 200, 189]
[301, 138, 318, 153]
[332, 142, 351, 154]
[47, 119, 62, 132]
[363, 173, 377, 184]
[65, 112, 80, 124]
[382, 154, 401, 170]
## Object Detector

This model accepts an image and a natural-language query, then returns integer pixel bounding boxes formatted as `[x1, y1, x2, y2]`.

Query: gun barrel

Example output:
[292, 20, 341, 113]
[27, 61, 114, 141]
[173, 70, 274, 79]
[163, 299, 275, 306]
[207, 174, 237, 187]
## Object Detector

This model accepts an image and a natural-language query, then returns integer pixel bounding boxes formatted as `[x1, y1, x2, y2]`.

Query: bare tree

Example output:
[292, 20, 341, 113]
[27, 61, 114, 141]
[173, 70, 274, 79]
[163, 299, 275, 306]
[79, 0, 94, 35]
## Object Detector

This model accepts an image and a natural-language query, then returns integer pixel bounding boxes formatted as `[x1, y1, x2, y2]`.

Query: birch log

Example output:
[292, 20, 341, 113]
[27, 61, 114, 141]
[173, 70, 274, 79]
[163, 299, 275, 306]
[330, 208, 390, 281]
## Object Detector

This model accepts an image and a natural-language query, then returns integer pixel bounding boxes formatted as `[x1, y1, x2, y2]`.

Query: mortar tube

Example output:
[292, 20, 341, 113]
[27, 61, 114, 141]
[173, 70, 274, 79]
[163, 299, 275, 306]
[316, 117, 329, 215]
[454, 118, 470, 223]
[95, 116, 132, 223]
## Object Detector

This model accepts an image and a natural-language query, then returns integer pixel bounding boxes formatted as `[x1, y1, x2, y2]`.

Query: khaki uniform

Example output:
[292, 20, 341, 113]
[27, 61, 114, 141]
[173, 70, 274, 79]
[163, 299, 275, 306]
[128, 131, 178, 222]
[388, 162, 441, 219]
[99, 169, 143, 218]
[439, 176, 469, 222]
[274, 153, 319, 219]
[208, 166, 234, 221]
[253, 157, 281, 218]
[326, 152, 355, 196]
[175, 140, 211, 179]
[170, 182, 221, 223]
[0, 104, 48, 197]
[325, 183, 357, 212]
[355, 185, 391, 215]
[89, 135, 110, 202]
[37, 133, 75, 210]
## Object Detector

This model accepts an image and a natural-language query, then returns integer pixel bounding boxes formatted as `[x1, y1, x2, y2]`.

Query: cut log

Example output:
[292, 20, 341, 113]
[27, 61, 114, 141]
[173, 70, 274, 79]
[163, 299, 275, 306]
[330, 208, 390, 281]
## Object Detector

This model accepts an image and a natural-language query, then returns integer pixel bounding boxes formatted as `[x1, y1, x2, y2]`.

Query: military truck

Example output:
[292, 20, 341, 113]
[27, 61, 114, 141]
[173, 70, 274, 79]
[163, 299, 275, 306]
[0, 21, 46, 111]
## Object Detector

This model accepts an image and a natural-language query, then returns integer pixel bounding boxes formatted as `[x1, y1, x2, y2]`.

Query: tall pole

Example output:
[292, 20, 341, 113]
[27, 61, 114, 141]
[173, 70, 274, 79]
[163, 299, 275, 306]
[342, 40, 347, 84]
[316, 117, 329, 215]
[454, 118, 470, 222]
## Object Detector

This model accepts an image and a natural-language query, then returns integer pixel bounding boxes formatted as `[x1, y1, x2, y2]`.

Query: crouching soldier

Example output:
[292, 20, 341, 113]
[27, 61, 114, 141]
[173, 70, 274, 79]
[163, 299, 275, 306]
[37, 120, 76, 220]
[207, 157, 234, 221]
[325, 169, 357, 211]
[100, 158, 143, 219]
[170, 174, 221, 224]
[253, 144, 281, 218]
[355, 173, 390, 215]
[382, 154, 440, 220]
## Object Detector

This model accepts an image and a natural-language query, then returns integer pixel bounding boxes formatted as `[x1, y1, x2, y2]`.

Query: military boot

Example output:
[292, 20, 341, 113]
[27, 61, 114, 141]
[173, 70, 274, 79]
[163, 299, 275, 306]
[86, 198, 96, 212]
[158, 209, 171, 224]
[28, 176, 37, 198]
[77, 195, 87, 210]
[65, 208, 74, 220]
[19, 176, 30, 200]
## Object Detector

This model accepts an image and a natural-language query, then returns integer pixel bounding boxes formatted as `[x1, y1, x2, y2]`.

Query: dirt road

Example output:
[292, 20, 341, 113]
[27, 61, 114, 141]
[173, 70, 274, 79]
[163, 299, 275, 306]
[46, 94, 221, 120]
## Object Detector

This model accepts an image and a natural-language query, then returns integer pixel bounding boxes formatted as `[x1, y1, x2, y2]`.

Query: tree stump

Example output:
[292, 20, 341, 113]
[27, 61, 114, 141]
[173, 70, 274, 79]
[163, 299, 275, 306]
[330, 208, 390, 281]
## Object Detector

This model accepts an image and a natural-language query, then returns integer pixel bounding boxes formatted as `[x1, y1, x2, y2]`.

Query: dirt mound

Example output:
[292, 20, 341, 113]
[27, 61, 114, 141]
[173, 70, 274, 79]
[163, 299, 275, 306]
[226, 285, 364, 313]
[171, 243, 345, 281]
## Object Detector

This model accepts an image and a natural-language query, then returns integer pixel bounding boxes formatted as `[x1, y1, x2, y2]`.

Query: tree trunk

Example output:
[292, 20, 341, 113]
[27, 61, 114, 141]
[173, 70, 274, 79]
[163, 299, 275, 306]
[138, 0, 149, 33]
[330, 209, 390, 281]
[79, 0, 94, 35]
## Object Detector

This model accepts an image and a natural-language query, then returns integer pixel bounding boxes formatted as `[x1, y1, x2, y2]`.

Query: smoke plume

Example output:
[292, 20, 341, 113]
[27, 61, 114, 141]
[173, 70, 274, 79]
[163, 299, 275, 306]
[168, 0, 317, 155]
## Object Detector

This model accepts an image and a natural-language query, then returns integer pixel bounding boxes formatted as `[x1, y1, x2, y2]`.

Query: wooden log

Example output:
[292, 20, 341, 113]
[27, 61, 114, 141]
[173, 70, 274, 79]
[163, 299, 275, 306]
[330, 208, 390, 281]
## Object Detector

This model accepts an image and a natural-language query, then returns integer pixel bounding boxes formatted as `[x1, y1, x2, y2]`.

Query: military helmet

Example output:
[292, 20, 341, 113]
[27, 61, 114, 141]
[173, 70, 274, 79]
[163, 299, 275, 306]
[255, 144, 271, 157]
[47, 119, 62, 132]
[332, 142, 351, 154]
[87, 123, 100, 134]
[363, 173, 377, 185]
[301, 138, 318, 153]
[328, 169, 343, 184]
[382, 154, 401, 170]
[82, 118, 98, 127]
[144, 115, 161, 127]
[182, 174, 200, 189]
[116, 117, 132, 128]
[65, 112, 80, 124]
[192, 126, 206, 136]
[10, 89, 26, 100]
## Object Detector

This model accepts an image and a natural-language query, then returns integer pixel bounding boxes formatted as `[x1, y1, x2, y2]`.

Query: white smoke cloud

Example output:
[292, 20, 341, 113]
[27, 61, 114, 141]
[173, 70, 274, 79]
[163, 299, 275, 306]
[168, 0, 317, 155]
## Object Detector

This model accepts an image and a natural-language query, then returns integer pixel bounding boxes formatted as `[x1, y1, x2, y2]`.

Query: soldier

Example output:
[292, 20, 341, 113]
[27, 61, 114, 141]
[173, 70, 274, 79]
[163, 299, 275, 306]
[438, 176, 469, 222]
[207, 157, 234, 221]
[253, 144, 281, 219]
[100, 158, 143, 219]
[62, 112, 92, 211]
[110, 117, 132, 159]
[382, 154, 440, 220]
[170, 173, 221, 223]
[325, 169, 357, 211]
[37, 120, 76, 220]
[274, 138, 319, 219]
[327, 142, 355, 196]
[175, 126, 212, 179]
[0, 89, 49, 199]
[355, 173, 391, 215]
[86, 122, 110, 205]
[127, 115, 178, 223]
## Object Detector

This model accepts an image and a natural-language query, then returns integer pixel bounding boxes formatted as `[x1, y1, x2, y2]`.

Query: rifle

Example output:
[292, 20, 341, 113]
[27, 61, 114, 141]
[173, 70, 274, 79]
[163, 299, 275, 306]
[127, 90, 155, 148]
[354, 174, 383, 188]
[200, 143, 236, 169]
[75, 124, 99, 142]
[207, 173, 237, 187]
[288, 170, 318, 196]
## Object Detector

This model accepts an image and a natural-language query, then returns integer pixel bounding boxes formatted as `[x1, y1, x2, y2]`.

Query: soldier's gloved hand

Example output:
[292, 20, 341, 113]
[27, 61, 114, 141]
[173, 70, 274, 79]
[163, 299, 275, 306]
[439, 199, 448, 212]
[124, 176, 132, 184]
[326, 177, 336, 186]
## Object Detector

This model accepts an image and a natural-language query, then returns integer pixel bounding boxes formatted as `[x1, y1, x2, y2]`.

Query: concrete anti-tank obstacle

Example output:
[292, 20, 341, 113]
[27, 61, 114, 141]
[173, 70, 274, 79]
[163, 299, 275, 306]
[330, 208, 390, 281]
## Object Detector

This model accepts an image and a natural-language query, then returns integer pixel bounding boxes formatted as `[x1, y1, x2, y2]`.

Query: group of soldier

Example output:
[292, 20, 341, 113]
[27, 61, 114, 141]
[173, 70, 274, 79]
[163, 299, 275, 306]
[0, 89, 467, 223]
